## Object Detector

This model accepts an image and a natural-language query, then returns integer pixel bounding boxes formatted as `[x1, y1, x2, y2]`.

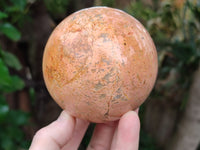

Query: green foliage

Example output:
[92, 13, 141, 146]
[0, 96, 9, 122]
[0, 0, 30, 27]
[0, 58, 24, 93]
[9, 0, 27, 11]
[101, 0, 115, 7]
[0, 0, 32, 149]
[0, 97, 30, 150]
[127, 2, 157, 22]
[29, 87, 36, 105]
[0, 48, 22, 70]
[127, 0, 200, 95]
[0, 95, 30, 150]
[0, 23, 21, 41]
[0, 55, 28, 150]
[127, 1, 200, 149]
[44, 0, 70, 18]
[0, 11, 8, 19]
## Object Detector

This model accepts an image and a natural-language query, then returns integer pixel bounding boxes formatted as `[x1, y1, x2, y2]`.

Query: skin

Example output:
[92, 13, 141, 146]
[43, 7, 158, 123]
[29, 110, 140, 150]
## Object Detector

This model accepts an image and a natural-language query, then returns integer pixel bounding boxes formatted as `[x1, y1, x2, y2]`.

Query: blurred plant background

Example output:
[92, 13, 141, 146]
[0, 0, 199, 150]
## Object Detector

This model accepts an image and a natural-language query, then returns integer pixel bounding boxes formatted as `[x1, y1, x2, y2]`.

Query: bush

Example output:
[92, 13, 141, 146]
[0, 0, 31, 149]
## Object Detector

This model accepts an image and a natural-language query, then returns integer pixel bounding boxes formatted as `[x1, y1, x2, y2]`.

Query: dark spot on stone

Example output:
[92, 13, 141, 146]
[84, 94, 90, 98]
[100, 94, 106, 99]
[121, 96, 128, 101]
[99, 33, 110, 42]
[114, 94, 122, 100]
[91, 69, 96, 73]
[104, 111, 109, 117]
[94, 81, 104, 91]
[116, 87, 121, 94]
[137, 74, 141, 82]
[103, 73, 111, 82]
[101, 58, 110, 65]
[72, 15, 76, 21]
[110, 67, 115, 72]
[124, 42, 126, 46]
[143, 80, 146, 84]
[104, 101, 110, 117]
[122, 60, 125, 66]
[111, 99, 116, 102]
[95, 14, 103, 19]
[86, 101, 90, 105]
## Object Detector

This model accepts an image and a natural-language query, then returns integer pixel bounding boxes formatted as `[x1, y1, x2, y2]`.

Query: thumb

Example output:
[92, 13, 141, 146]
[29, 111, 75, 150]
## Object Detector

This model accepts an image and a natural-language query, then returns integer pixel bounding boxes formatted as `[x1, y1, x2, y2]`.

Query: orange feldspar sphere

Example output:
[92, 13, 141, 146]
[42, 7, 158, 123]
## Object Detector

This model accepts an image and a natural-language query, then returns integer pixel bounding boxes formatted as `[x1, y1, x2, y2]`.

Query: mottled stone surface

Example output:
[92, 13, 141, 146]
[43, 7, 158, 123]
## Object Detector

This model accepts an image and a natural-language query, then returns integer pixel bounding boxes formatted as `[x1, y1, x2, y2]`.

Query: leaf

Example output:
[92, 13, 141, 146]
[29, 87, 36, 105]
[10, 75, 25, 91]
[171, 42, 196, 63]
[0, 58, 24, 93]
[0, 23, 21, 41]
[44, 0, 70, 18]
[6, 125, 24, 141]
[0, 95, 6, 102]
[127, 2, 157, 22]
[0, 104, 9, 122]
[0, 76, 25, 93]
[0, 104, 9, 115]
[1, 50, 22, 70]
[101, 0, 115, 7]
[0, 58, 11, 86]
[10, 0, 27, 11]
[0, 11, 8, 19]
[1, 137, 15, 150]
[8, 110, 29, 126]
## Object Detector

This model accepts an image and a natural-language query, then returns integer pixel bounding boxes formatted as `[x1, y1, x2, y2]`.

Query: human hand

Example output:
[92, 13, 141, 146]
[29, 110, 140, 150]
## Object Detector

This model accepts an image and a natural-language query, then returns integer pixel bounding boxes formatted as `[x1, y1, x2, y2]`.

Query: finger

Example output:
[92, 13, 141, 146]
[87, 121, 117, 150]
[111, 111, 140, 150]
[29, 111, 76, 150]
[62, 118, 90, 150]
